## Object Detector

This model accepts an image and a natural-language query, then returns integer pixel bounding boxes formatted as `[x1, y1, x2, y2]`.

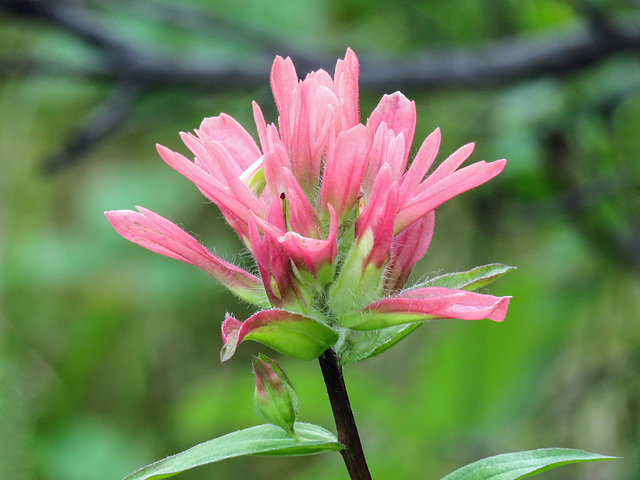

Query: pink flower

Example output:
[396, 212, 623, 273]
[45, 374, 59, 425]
[106, 49, 511, 363]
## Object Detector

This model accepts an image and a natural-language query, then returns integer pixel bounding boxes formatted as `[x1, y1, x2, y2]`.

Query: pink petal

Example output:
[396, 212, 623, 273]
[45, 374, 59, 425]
[334, 48, 360, 129]
[367, 92, 416, 161]
[289, 76, 339, 191]
[266, 195, 287, 231]
[249, 198, 288, 241]
[318, 123, 372, 219]
[247, 218, 279, 305]
[398, 128, 441, 206]
[355, 164, 399, 269]
[384, 210, 435, 293]
[270, 55, 299, 130]
[415, 142, 476, 194]
[342, 287, 511, 329]
[248, 216, 304, 309]
[203, 139, 268, 217]
[156, 144, 242, 213]
[263, 141, 291, 197]
[156, 144, 267, 224]
[278, 204, 338, 281]
[265, 122, 284, 152]
[395, 159, 507, 233]
[388, 287, 511, 322]
[252, 101, 270, 153]
[178, 131, 219, 177]
[195, 114, 263, 170]
[362, 124, 406, 199]
[105, 207, 266, 305]
[282, 168, 321, 238]
[217, 205, 251, 244]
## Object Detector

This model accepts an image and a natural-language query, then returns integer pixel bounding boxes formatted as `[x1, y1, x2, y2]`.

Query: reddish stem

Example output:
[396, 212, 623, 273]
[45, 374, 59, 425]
[318, 349, 372, 480]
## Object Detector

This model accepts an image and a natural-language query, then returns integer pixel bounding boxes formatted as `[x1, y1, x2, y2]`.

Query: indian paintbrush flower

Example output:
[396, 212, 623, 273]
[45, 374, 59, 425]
[105, 48, 511, 365]
[106, 49, 617, 480]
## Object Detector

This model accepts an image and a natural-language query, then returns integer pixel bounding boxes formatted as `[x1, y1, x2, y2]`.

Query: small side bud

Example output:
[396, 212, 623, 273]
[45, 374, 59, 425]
[252, 354, 299, 434]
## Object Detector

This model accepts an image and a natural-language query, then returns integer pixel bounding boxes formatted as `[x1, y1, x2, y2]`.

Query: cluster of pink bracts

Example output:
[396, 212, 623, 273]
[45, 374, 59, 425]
[106, 49, 510, 362]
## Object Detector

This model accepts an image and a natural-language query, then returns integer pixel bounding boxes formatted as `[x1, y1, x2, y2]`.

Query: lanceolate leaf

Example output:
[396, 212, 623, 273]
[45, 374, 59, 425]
[336, 324, 422, 365]
[439, 448, 618, 480]
[421, 263, 516, 291]
[124, 423, 343, 480]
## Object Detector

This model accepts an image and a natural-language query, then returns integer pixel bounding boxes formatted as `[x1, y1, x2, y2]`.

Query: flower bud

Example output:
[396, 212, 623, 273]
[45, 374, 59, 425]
[252, 354, 299, 433]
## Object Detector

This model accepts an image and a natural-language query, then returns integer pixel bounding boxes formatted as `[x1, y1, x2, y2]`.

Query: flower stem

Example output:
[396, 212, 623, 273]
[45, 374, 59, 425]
[318, 349, 372, 480]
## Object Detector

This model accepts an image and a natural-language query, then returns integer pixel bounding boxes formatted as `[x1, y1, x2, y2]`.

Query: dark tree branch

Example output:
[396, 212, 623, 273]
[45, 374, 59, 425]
[43, 81, 140, 173]
[544, 130, 640, 270]
[3, 0, 640, 89]
[104, 0, 305, 58]
[2, 0, 640, 173]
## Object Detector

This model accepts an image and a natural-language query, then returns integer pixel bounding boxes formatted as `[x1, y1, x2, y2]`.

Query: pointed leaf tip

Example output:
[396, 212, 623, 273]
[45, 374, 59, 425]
[123, 423, 343, 480]
[423, 263, 516, 291]
[439, 448, 619, 480]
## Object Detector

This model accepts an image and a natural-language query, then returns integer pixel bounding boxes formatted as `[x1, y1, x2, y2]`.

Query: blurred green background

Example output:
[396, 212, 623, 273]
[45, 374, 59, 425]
[1, 1, 639, 479]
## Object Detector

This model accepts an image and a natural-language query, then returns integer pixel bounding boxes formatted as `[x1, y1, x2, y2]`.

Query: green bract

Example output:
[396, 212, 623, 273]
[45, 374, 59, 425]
[221, 310, 339, 362]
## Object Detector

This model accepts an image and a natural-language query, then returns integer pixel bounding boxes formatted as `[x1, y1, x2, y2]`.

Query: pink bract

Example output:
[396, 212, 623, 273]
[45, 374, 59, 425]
[105, 49, 511, 361]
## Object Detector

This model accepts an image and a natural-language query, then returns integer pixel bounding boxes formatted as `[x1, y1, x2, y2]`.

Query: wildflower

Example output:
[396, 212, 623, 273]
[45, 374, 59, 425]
[105, 49, 510, 363]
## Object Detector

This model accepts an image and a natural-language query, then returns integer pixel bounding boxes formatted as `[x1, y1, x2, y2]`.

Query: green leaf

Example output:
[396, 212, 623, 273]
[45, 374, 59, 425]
[421, 263, 516, 291]
[124, 422, 343, 480]
[336, 324, 422, 365]
[440, 448, 618, 480]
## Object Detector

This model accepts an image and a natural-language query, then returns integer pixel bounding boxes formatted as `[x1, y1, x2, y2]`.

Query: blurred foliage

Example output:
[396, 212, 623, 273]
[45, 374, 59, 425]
[1, 0, 639, 479]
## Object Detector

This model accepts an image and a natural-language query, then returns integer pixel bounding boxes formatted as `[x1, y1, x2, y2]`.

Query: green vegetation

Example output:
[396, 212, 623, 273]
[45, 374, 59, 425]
[1, 1, 639, 479]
